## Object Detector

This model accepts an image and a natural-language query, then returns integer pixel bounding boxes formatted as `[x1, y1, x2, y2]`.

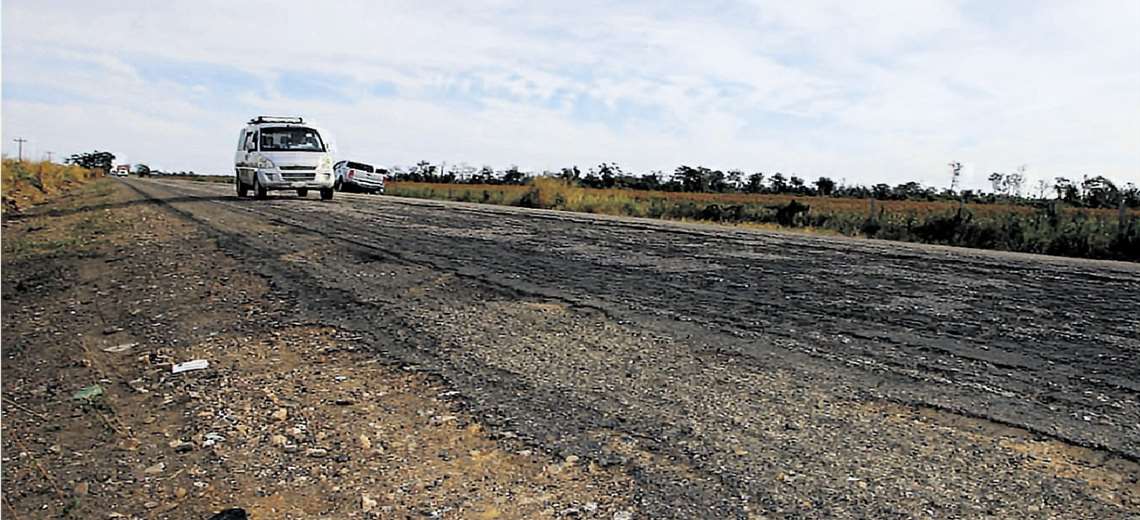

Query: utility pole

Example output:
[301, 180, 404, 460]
[45, 151, 54, 163]
[13, 138, 27, 163]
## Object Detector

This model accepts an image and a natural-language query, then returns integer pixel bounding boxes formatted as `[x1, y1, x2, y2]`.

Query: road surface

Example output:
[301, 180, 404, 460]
[122, 178, 1140, 517]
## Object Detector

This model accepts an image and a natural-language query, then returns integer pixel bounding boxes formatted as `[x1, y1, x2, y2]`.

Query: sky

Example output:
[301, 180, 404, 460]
[3, 0, 1138, 191]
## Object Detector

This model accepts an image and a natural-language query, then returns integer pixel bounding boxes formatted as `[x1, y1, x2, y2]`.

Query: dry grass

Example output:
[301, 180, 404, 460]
[2, 159, 102, 212]
[388, 179, 1140, 260]
[391, 179, 1133, 220]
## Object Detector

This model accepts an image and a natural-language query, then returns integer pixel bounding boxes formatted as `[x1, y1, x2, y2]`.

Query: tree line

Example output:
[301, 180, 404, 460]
[65, 149, 1136, 211]
[387, 161, 1140, 209]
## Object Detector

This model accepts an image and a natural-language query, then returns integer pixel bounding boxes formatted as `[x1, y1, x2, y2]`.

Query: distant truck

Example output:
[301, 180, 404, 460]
[233, 116, 336, 200]
[112, 164, 130, 176]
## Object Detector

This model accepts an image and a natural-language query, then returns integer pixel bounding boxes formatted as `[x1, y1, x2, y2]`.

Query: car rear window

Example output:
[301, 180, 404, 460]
[346, 162, 374, 173]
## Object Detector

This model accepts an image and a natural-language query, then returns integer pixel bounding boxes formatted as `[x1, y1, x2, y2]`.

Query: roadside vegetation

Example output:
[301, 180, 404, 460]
[1, 158, 103, 212]
[388, 167, 1140, 261]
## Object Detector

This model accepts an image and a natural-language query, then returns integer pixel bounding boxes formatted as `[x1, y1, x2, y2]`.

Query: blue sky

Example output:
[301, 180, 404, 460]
[3, 0, 1138, 190]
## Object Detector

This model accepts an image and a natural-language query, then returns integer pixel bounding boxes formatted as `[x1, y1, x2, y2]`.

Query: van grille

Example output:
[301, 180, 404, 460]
[279, 165, 315, 171]
[281, 171, 316, 181]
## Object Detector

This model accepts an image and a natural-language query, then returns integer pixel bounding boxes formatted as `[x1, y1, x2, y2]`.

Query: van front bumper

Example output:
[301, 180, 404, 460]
[257, 170, 335, 190]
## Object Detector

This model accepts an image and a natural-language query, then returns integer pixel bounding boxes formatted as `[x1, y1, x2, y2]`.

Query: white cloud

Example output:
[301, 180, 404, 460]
[2, 0, 1137, 190]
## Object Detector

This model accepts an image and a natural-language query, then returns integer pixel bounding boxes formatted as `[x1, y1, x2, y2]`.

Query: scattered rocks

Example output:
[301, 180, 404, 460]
[143, 462, 165, 475]
[361, 494, 378, 512]
[271, 408, 289, 421]
[169, 439, 193, 453]
[208, 508, 248, 520]
[306, 448, 328, 458]
[102, 342, 138, 353]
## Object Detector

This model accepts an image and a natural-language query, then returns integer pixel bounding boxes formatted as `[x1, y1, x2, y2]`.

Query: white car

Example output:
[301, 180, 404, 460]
[234, 116, 336, 200]
[333, 161, 386, 194]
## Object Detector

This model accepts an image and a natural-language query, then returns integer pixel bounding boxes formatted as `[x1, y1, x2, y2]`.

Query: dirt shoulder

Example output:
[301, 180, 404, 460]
[1, 179, 634, 518]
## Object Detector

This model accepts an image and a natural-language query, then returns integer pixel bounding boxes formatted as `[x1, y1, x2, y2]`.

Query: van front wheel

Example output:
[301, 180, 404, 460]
[320, 187, 334, 200]
[236, 176, 249, 197]
[253, 177, 268, 199]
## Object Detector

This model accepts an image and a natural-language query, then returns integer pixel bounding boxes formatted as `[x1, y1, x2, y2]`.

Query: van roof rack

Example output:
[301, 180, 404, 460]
[249, 116, 304, 125]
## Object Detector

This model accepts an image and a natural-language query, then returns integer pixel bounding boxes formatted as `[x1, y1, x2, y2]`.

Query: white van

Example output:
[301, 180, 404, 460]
[234, 116, 336, 200]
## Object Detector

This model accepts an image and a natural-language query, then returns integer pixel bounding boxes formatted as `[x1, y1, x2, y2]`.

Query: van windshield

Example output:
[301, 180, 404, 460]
[259, 127, 325, 152]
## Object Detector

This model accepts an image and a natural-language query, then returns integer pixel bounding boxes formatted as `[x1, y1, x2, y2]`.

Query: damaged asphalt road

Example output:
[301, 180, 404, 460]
[113, 179, 1140, 516]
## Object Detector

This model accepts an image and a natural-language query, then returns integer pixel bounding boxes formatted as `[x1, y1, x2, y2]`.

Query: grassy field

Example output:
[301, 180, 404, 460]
[1, 159, 103, 212]
[389, 178, 1140, 261]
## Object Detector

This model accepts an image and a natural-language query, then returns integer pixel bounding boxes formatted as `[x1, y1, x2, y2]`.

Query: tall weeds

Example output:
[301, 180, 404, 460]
[2, 159, 101, 212]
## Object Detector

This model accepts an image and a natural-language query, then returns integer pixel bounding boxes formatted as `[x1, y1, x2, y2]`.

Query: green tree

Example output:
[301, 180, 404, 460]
[745, 172, 765, 193]
[502, 165, 527, 185]
[1054, 177, 1080, 204]
[726, 169, 744, 191]
[675, 165, 710, 192]
[559, 166, 581, 181]
[67, 150, 116, 172]
[871, 183, 892, 200]
[814, 176, 836, 196]
[597, 162, 622, 188]
[789, 176, 806, 194]
[1081, 175, 1119, 208]
[707, 169, 729, 192]
[769, 173, 788, 193]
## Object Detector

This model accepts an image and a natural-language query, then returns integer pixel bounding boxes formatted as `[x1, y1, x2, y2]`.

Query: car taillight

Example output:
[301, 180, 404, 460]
[348, 170, 355, 178]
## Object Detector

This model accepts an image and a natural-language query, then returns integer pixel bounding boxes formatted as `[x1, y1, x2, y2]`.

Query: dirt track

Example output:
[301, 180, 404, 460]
[5, 178, 1140, 518]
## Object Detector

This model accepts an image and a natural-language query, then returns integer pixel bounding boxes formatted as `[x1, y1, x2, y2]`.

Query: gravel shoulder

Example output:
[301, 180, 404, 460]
[3, 178, 1138, 518]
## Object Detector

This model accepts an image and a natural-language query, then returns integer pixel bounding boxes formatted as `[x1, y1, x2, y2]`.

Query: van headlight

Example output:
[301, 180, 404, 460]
[257, 156, 276, 170]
